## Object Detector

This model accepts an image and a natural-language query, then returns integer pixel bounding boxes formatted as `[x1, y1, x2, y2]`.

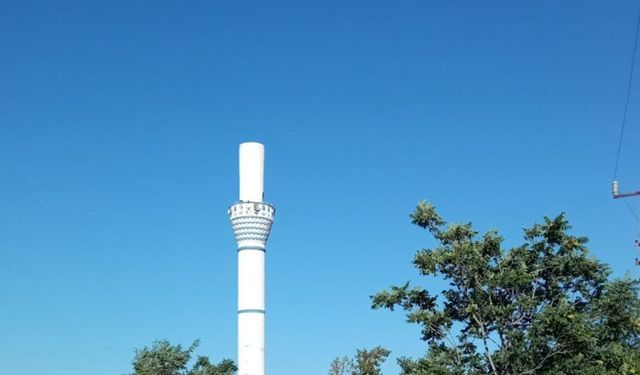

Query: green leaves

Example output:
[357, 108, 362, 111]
[329, 356, 354, 375]
[372, 282, 437, 312]
[410, 201, 444, 234]
[132, 340, 198, 375]
[189, 357, 237, 375]
[328, 347, 391, 375]
[372, 201, 640, 375]
[131, 340, 236, 375]
[354, 347, 392, 375]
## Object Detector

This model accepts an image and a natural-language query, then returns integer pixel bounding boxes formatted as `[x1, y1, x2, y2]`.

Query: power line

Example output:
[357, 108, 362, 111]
[624, 199, 640, 226]
[613, 6, 640, 180]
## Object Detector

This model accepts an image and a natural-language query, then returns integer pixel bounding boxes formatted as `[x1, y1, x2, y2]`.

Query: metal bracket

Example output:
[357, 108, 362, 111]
[612, 180, 640, 199]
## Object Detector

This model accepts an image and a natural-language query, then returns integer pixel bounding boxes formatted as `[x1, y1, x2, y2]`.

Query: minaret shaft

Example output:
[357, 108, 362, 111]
[229, 142, 274, 375]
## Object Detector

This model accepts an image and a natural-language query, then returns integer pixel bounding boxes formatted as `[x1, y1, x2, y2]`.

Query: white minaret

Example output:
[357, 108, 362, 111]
[228, 142, 275, 375]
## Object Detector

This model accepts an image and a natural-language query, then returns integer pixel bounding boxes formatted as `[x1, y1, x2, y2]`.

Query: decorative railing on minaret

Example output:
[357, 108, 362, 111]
[228, 142, 274, 375]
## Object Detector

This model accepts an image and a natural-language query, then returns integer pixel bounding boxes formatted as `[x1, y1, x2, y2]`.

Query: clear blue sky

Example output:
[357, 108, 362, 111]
[2, 1, 640, 374]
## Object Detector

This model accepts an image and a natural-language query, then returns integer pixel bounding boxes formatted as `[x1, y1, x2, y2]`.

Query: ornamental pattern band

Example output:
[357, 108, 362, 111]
[228, 202, 275, 243]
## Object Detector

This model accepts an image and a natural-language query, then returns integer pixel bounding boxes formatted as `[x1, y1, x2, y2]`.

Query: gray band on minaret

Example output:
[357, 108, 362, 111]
[238, 309, 266, 314]
[237, 246, 266, 252]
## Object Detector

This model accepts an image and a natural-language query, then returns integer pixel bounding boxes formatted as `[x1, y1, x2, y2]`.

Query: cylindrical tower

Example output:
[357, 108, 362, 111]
[228, 142, 274, 375]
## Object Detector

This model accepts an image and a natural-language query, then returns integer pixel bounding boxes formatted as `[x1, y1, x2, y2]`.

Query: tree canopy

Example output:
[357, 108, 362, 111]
[371, 201, 640, 375]
[329, 347, 391, 375]
[131, 339, 236, 375]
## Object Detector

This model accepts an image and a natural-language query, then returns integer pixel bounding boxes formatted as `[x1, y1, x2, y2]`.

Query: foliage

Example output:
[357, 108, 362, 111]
[131, 339, 236, 375]
[189, 356, 237, 375]
[372, 201, 640, 375]
[329, 347, 391, 375]
[354, 347, 392, 375]
[329, 356, 354, 375]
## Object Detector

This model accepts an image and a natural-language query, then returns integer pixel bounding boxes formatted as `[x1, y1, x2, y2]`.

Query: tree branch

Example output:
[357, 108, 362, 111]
[518, 348, 567, 375]
[472, 313, 499, 375]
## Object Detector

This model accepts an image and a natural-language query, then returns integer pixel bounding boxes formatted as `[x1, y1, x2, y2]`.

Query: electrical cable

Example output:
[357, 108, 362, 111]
[623, 199, 640, 225]
[613, 6, 640, 180]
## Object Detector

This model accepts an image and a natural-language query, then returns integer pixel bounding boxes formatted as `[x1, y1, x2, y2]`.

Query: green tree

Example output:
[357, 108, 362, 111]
[189, 357, 237, 375]
[329, 356, 354, 375]
[329, 347, 390, 375]
[354, 347, 391, 375]
[372, 201, 640, 375]
[131, 339, 236, 375]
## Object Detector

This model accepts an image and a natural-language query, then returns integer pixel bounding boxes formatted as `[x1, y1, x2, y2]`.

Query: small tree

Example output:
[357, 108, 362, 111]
[329, 356, 354, 375]
[131, 339, 236, 375]
[189, 356, 237, 375]
[354, 347, 391, 375]
[372, 201, 640, 375]
[132, 340, 198, 375]
[329, 347, 390, 375]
